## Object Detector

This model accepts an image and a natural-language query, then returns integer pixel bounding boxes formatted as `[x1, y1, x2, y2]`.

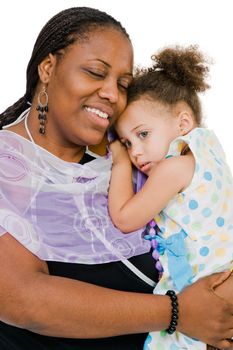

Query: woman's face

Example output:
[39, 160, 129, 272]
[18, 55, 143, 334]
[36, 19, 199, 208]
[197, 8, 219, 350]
[44, 28, 133, 147]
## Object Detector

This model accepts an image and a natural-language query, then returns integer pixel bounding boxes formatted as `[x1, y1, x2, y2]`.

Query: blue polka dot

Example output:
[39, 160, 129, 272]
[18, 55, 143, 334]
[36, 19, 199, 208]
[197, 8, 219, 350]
[202, 207, 212, 217]
[204, 171, 212, 181]
[200, 246, 209, 256]
[182, 215, 190, 225]
[216, 217, 225, 227]
[216, 180, 222, 189]
[189, 200, 198, 210]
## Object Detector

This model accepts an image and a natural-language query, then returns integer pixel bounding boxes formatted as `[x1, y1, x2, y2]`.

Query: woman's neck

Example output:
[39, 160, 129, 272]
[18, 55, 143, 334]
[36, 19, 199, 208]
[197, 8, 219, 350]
[38, 140, 86, 163]
[7, 117, 86, 163]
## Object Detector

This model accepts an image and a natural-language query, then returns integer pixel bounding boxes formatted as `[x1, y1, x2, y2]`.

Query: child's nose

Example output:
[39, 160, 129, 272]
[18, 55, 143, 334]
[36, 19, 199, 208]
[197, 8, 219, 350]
[131, 144, 143, 158]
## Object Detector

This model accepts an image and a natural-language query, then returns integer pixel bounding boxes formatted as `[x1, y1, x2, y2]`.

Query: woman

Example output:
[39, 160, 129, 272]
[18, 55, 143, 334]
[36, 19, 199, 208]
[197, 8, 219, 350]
[0, 7, 232, 350]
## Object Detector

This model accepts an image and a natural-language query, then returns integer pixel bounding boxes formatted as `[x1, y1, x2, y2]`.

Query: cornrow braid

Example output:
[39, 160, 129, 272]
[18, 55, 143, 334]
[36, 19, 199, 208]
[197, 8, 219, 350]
[0, 96, 29, 130]
[0, 7, 130, 129]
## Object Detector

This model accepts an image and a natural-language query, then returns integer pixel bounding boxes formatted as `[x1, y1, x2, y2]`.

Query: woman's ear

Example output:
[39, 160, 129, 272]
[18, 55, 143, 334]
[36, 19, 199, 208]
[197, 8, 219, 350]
[38, 53, 56, 84]
[178, 111, 195, 136]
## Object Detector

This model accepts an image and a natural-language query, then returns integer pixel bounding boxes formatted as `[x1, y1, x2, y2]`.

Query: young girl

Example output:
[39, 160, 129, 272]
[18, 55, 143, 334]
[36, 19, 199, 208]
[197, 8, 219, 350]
[108, 45, 233, 350]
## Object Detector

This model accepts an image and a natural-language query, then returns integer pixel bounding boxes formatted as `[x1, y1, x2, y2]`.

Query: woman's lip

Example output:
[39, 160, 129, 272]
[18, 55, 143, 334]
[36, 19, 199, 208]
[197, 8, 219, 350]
[84, 108, 110, 129]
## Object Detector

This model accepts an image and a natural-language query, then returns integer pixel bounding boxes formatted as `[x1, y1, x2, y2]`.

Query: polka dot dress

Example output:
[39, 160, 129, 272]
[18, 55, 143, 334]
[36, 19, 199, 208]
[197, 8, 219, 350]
[145, 128, 233, 350]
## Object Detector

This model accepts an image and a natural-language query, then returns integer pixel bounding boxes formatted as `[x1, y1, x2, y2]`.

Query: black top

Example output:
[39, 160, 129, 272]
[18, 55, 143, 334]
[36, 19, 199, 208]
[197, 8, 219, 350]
[0, 152, 158, 350]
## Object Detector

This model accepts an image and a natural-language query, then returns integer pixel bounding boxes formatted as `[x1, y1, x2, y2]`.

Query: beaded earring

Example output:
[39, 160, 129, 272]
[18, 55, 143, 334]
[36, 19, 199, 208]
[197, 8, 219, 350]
[36, 86, 48, 134]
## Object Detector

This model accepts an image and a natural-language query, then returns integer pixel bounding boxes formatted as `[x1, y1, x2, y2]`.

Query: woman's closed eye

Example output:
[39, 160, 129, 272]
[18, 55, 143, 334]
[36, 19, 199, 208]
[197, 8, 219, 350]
[117, 78, 131, 91]
[86, 69, 106, 78]
[84, 69, 130, 92]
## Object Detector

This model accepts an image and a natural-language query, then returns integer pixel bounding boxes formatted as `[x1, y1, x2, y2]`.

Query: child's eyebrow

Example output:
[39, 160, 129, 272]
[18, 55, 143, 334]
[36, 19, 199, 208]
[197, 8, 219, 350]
[131, 124, 147, 132]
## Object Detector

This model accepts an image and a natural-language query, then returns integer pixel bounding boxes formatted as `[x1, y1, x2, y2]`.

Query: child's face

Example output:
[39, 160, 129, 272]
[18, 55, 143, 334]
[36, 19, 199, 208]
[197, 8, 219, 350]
[116, 99, 181, 175]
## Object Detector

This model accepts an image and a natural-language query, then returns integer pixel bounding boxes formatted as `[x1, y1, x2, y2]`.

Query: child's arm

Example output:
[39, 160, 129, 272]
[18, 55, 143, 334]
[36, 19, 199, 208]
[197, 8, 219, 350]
[109, 145, 195, 233]
[108, 140, 134, 212]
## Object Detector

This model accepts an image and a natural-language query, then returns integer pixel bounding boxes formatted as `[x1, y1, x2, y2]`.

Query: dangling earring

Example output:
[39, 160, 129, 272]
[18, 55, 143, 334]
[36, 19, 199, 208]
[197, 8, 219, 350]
[36, 86, 48, 135]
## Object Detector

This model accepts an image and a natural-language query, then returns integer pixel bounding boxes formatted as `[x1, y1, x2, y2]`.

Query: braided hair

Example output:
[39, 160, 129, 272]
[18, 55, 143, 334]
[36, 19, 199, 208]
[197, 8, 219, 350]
[0, 7, 130, 129]
[128, 45, 211, 125]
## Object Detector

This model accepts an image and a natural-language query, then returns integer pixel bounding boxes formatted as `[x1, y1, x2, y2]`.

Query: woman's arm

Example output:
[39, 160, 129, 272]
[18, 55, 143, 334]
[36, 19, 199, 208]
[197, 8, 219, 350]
[0, 233, 233, 349]
[0, 232, 171, 338]
[109, 148, 195, 232]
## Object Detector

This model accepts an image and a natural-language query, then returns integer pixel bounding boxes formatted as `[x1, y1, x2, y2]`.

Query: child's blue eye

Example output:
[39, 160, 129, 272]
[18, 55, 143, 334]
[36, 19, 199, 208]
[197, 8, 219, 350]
[139, 131, 148, 139]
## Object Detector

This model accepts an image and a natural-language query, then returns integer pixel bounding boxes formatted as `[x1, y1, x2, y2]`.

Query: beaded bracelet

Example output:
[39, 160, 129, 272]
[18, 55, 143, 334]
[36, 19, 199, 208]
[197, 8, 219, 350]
[165, 290, 179, 334]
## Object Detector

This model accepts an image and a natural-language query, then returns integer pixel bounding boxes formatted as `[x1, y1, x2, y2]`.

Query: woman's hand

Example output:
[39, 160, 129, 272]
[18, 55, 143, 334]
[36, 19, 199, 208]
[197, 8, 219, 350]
[212, 269, 233, 302]
[109, 140, 130, 166]
[177, 271, 233, 349]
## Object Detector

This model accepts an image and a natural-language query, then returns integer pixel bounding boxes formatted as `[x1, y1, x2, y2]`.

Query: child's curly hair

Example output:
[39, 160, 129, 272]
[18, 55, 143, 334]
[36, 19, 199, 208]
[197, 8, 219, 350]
[129, 45, 211, 125]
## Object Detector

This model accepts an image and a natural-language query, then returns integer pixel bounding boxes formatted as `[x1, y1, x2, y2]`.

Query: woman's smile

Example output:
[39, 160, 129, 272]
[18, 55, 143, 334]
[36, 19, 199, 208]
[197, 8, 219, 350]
[83, 105, 111, 130]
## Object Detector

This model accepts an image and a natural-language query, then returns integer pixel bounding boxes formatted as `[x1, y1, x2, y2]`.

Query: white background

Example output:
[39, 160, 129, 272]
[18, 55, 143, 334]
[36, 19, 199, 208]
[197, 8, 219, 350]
[1, 0, 232, 169]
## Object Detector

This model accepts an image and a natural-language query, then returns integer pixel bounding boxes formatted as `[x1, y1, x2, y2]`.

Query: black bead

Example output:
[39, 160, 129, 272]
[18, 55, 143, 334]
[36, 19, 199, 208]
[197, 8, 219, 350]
[166, 290, 175, 296]
[172, 314, 178, 320]
[37, 98, 48, 135]
[167, 326, 176, 334]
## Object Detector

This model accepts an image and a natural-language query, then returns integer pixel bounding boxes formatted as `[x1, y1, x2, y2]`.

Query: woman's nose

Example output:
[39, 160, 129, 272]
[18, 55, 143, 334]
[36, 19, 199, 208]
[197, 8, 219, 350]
[98, 78, 119, 104]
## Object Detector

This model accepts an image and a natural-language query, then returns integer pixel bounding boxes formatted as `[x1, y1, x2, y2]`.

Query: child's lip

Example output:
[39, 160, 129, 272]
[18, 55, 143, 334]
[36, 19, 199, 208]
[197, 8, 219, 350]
[139, 162, 151, 173]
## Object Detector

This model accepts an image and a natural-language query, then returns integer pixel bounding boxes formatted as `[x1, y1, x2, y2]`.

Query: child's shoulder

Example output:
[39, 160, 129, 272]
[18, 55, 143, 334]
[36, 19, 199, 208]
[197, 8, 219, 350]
[158, 153, 195, 191]
[162, 152, 194, 169]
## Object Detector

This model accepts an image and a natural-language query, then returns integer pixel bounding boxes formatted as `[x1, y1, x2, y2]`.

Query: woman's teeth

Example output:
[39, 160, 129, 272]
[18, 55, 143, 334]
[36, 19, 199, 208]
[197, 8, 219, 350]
[85, 107, 109, 119]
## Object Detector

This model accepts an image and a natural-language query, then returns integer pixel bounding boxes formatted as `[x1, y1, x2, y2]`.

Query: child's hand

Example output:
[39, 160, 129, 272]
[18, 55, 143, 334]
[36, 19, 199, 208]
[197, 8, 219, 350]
[109, 140, 131, 166]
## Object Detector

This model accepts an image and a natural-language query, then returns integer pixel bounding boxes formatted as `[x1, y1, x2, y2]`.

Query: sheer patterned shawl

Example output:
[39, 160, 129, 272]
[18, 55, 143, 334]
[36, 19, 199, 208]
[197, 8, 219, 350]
[0, 130, 149, 264]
